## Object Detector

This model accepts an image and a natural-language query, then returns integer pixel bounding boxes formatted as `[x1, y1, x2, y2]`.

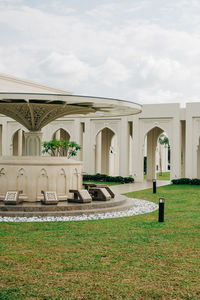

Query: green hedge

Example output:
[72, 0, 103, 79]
[171, 178, 200, 185]
[83, 173, 134, 184]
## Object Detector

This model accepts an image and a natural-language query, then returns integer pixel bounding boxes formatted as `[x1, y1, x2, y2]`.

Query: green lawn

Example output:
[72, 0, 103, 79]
[156, 171, 170, 180]
[0, 185, 200, 299]
[144, 171, 170, 181]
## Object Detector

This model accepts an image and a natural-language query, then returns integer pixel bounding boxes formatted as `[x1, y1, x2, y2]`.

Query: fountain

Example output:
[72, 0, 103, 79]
[0, 89, 142, 210]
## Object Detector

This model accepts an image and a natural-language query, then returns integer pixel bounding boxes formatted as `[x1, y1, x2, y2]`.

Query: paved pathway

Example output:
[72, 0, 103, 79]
[111, 180, 171, 194]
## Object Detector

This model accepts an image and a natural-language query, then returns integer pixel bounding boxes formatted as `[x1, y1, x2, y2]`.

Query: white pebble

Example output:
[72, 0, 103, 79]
[0, 199, 158, 223]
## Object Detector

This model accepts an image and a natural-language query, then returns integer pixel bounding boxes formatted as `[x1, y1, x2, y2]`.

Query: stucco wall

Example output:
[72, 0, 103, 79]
[1, 102, 200, 182]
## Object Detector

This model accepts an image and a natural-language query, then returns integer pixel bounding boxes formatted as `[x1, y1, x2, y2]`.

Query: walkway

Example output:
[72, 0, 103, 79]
[111, 180, 171, 195]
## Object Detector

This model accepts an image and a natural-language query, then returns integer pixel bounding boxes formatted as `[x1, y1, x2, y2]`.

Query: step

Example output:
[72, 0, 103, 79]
[0, 197, 135, 217]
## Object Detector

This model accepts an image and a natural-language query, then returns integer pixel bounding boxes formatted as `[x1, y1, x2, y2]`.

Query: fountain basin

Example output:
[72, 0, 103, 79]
[0, 156, 82, 202]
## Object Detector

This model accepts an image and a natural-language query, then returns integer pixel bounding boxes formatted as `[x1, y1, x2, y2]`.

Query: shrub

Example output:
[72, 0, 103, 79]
[83, 173, 134, 184]
[42, 140, 81, 158]
[171, 178, 191, 185]
[190, 178, 200, 185]
[171, 177, 200, 185]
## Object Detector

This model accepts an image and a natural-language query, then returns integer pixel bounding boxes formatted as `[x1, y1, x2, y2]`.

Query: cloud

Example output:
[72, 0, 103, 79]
[0, 0, 200, 105]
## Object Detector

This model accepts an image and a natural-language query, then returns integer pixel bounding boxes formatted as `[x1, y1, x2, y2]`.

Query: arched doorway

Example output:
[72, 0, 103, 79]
[12, 129, 25, 156]
[95, 127, 119, 176]
[144, 127, 170, 181]
[52, 128, 71, 157]
[156, 133, 170, 178]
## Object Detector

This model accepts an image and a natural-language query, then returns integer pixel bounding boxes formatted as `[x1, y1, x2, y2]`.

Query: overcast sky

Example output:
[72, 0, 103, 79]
[1, 0, 200, 105]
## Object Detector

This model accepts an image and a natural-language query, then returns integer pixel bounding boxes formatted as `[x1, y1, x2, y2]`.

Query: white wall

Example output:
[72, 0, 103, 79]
[1, 102, 200, 181]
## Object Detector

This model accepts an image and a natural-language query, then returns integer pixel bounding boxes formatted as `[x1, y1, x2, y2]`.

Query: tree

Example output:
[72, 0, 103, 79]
[158, 133, 169, 176]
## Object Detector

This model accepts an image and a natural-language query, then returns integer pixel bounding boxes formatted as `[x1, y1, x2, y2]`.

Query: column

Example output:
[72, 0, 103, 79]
[132, 117, 143, 182]
[146, 130, 157, 180]
[82, 119, 93, 174]
[18, 129, 22, 156]
[24, 131, 43, 156]
[119, 117, 129, 177]
[95, 131, 101, 173]
[0, 125, 2, 155]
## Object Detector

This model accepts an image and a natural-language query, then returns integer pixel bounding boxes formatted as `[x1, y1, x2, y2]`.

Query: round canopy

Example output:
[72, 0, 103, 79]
[0, 92, 142, 131]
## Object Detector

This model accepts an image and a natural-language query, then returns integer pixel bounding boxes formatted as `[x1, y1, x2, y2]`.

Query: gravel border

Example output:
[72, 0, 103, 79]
[0, 199, 158, 222]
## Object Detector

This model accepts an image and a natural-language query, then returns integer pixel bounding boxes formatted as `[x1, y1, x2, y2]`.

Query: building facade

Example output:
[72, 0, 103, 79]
[0, 74, 200, 182]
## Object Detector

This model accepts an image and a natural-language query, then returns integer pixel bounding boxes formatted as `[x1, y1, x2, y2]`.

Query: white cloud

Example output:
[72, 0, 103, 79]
[40, 52, 93, 83]
[0, 0, 200, 105]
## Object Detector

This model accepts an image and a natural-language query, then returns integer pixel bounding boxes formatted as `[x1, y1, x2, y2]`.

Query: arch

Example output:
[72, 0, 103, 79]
[95, 127, 119, 175]
[52, 128, 70, 141]
[51, 128, 71, 157]
[17, 168, 27, 194]
[72, 168, 79, 189]
[0, 168, 8, 193]
[144, 124, 171, 146]
[12, 129, 26, 156]
[96, 125, 117, 138]
[57, 168, 66, 195]
[156, 133, 170, 175]
[37, 168, 48, 194]
[143, 126, 170, 181]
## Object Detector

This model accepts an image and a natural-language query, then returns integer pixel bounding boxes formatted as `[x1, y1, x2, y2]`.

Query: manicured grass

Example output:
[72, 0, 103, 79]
[156, 171, 170, 180]
[83, 180, 122, 186]
[144, 171, 170, 181]
[0, 185, 200, 299]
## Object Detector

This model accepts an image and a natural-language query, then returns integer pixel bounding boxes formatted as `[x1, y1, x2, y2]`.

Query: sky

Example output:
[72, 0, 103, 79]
[0, 0, 200, 106]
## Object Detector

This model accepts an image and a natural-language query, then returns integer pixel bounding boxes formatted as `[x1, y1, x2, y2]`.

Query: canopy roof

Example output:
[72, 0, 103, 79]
[0, 92, 142, 131]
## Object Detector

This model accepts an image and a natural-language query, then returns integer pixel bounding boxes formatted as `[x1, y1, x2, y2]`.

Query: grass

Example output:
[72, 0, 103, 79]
[144, 171, 170, 181]
[0, 184, 200, 299]
[156, 171, 170, 180]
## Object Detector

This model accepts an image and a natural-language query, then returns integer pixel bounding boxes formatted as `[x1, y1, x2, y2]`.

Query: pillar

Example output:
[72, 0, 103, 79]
[146, 130, 157, 180]
[119, 117, 129, 177]
[24, 131, 43, 156]
[0, 125, 2, 156]
[18, 129, 22, 156]
[95, 131, 101, 173]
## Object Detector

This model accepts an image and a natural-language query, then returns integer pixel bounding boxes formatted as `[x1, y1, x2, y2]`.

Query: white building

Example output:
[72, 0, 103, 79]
[0, 74, 200, 182]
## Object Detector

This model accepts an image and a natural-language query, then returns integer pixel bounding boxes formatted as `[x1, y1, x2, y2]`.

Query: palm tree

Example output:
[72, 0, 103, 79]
[158, 133, 169, 176]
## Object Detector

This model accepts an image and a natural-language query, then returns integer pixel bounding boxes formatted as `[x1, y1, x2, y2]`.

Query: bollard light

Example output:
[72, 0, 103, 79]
[158, 198, 165, 222]
[153, 179, 157, 194]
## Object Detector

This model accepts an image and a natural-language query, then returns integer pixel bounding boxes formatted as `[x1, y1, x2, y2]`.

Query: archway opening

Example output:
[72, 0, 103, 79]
[156, 133, 170, 179]
[52, 128, 70, 141]
[12, 129, 26, 156]
[95, 127, 119, 176]
[52, 128, 71, 157]
[144, 127, 170, 181]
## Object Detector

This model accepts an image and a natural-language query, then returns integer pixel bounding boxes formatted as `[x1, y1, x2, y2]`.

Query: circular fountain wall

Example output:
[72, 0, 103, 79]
[0, 156, 82, 202]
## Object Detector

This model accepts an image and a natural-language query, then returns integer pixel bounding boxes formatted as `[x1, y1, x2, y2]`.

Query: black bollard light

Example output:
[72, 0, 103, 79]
[158, 198, 165, 222]
[153, 179, 157, 194]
